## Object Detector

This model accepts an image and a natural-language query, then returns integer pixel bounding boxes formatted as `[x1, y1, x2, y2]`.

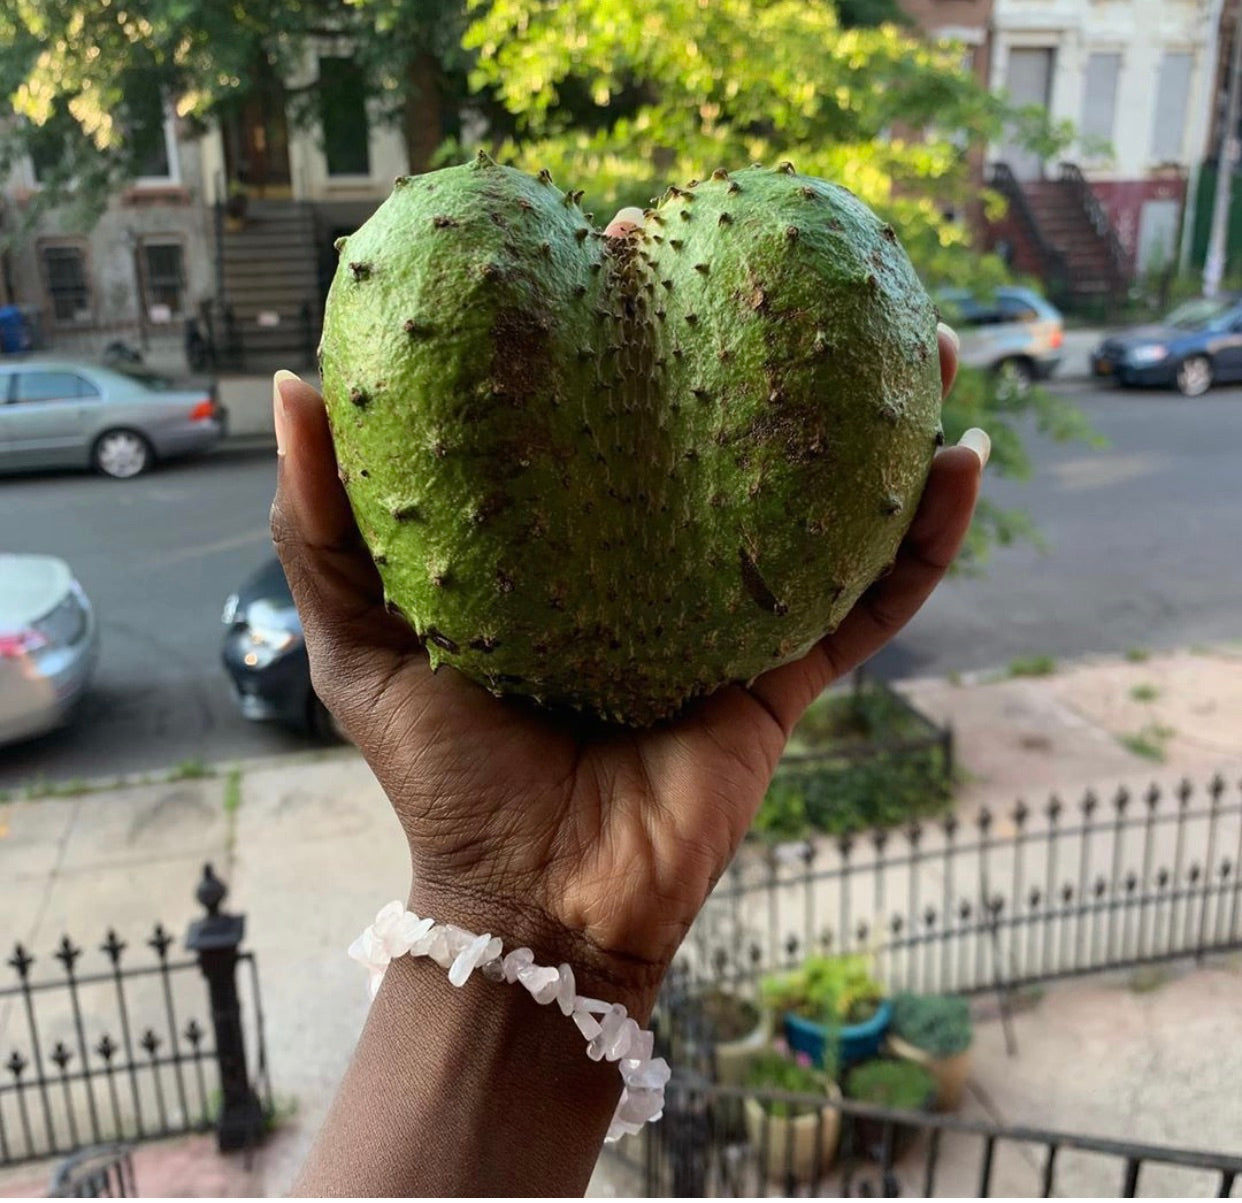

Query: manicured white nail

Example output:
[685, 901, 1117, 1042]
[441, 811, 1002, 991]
[937, 321, 960, 353]
[611, 206, 646, 227]
[273, 369, 301, 457]
[958, 427, 990, 469]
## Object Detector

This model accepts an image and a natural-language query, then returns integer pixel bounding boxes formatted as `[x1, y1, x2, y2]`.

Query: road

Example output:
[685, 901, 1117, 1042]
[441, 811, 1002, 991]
[2, 380, 1240, 788]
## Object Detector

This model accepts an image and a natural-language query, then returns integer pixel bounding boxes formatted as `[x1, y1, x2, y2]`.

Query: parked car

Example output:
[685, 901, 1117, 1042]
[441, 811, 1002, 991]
[1090, 296, 1242, 397]
[0, 554, 99, 747]
[0, 359, 224, 479]
[220, 558, 340, 740]
[938, 285, 1065, 394]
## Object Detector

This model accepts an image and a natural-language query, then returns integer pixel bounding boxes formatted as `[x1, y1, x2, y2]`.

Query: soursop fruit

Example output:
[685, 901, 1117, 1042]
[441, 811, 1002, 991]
[319, 155, 943, 726]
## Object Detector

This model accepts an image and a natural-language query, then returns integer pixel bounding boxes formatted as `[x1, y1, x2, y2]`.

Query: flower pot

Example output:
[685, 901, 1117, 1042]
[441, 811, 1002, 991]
[783, 999, 893, 1070]
[744, 1083, 842, 1184]
[713, 1009, 770, 1087]
[886, 1033, 971, 1110]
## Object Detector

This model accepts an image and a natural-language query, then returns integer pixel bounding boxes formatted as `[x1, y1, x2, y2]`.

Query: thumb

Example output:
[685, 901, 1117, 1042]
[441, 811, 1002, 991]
[268, 371, 416, 713]
[603, 206, 647, 238]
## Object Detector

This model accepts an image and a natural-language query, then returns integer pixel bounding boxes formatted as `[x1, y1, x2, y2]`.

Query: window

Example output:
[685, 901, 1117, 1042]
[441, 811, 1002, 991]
[1151, 51, 1193, 161]
[14, 372, 99, 403]
[127, 76, 175, 180]
[1081, 52, 1121, 148]
[140, 241, 185, 318]
[318, 57, 371, 177]
[39, 244, 91, 325]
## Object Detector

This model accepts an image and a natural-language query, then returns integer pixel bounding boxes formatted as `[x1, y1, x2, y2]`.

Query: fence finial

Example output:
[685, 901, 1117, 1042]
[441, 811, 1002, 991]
[196, 864, 227, 917]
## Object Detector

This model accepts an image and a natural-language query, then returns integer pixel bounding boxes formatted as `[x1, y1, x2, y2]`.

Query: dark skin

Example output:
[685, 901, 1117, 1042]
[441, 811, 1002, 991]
[275, 216, 982, 1193]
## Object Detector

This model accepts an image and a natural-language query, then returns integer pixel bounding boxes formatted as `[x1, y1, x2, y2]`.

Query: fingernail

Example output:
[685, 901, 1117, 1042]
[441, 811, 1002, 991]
[937, 321, 960, 353]
[273, 369, 300, 456]
[604, 206, 647, 236]
[958, 427, 991, 469]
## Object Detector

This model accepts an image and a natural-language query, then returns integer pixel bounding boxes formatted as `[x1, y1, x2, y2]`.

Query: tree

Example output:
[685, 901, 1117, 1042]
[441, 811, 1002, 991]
[463, 0, 1029, 291]
[0, 0, 476, 236]
[461, 0, 1094, 569]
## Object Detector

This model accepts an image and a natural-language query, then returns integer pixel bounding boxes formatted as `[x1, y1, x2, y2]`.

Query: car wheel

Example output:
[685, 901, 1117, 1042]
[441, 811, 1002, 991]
[1176, 356, 1213, 398]
[307, 693, 348, 744]
[92, 429, 153, 479]
[994, 357, 1034, 400]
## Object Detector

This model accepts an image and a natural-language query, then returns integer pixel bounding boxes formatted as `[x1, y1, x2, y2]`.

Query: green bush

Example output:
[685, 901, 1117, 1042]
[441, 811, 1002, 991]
[890, 993, 972, 1058]
[843, 1059, 937, 1111]
[745, 1050, 831, 1118]
[761, 954, 884, 1028]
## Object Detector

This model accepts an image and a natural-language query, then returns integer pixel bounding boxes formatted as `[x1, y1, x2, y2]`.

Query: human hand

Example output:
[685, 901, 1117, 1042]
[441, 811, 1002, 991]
[270, 224, 984, 1015]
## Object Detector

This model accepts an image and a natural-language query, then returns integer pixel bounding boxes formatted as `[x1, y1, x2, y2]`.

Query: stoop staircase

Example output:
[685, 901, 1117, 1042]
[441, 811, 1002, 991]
[988, 162, 1130, 314]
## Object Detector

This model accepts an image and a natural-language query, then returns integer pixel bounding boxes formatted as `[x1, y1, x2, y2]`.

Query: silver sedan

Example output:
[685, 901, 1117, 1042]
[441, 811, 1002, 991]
[0, 359, 224, 478]
[0, 553, 99, 747]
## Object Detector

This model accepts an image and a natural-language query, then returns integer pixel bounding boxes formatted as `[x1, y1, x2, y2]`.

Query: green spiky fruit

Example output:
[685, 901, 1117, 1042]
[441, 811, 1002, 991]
[320, 155, 942, 726]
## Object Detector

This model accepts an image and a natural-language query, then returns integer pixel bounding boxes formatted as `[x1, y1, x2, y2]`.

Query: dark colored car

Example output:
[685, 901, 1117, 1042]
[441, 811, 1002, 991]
[220, 558, 340, 740]
[1091, 296, 1242, 397]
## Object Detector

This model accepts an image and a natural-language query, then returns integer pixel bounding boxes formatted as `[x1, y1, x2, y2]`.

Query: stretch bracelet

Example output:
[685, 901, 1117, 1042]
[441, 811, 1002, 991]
[349, 901, 670, 1142]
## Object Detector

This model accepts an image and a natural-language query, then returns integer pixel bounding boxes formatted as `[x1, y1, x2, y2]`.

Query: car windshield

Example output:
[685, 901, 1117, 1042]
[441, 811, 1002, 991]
[1164, 298, 1237, 330]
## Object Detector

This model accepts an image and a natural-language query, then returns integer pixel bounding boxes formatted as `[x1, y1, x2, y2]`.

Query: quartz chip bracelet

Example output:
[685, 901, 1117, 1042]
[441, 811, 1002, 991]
[349, 901, 671, 1141]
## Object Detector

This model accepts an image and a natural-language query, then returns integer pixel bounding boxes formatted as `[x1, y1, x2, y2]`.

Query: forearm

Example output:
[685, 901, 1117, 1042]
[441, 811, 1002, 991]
[294, 889, 663, 1197]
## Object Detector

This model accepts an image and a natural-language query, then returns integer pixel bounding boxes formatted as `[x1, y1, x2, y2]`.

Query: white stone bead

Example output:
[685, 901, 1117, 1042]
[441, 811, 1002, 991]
[616, 1085, 664, 1125]
[606, 1017, 642, 1062]
[394, 912, 434, 955]
[479, 958, 506, 983]
[449, 932, 494, 987]
[556, 964, 576, 1016]
[572, 1010, 603, 1041]
[627, 1029, 654, 1062]
[573, 995, 610, 1015]
[588, 1004, 628, 1060]
[502, 947, 535, 983]
[621, 1056, 671, 1090]
[419, 925, 453, 968]
[516, 963, 560, 1004]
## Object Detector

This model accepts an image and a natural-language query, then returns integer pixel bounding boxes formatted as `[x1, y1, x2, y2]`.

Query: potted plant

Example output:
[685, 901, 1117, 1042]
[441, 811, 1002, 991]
[841, 1058, 937, 1159]
[743, 1047, 843, 1183]
[697, 987, 768, 1086]
[761, 953, 891, 1069]
[225, 183, 249, 226]
[886, 993, 973, 1110]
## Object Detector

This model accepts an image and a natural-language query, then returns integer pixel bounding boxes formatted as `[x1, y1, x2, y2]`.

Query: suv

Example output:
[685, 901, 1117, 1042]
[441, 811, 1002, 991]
[938, 286, 1065, 395]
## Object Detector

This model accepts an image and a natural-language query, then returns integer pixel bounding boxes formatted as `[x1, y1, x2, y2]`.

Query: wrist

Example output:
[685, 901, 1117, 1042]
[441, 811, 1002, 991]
[406, 875, 667, 1020]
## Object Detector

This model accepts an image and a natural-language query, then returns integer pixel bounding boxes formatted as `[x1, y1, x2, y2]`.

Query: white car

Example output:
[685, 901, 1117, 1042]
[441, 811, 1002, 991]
[0, 554, 99, 746]
[938, 286, 1065, 395]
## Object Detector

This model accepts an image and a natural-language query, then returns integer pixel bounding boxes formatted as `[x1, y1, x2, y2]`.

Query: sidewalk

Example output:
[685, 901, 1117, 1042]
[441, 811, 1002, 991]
[1, 645, 1240, 1195]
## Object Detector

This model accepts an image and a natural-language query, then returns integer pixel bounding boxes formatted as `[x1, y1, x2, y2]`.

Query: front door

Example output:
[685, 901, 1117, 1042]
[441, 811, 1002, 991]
[1000, 48, 1056, 180]
[221, 65, 292, 197]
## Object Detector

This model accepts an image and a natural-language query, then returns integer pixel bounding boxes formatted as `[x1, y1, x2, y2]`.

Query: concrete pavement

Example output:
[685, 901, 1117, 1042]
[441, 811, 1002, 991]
[2, 645, 1242, 1195]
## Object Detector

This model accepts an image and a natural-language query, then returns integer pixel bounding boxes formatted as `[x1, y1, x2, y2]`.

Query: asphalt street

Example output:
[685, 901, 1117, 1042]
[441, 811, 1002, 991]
[2, 379, 1240, 788]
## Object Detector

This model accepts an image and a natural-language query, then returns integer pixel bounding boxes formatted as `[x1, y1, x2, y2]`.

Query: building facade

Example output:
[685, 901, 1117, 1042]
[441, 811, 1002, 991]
[990, 0, 1221, 276]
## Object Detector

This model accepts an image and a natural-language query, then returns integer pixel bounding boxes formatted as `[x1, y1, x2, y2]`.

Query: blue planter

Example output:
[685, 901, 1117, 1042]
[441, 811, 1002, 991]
[784, 999, 893, 1069]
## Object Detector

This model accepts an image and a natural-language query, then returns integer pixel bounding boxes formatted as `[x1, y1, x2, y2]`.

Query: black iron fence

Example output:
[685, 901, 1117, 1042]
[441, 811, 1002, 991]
[628, 774, 1242, 1196]
[678, 775, 1242, 998]
[0, 865, 269, 1168]
[646, 1081, 1242, 1198]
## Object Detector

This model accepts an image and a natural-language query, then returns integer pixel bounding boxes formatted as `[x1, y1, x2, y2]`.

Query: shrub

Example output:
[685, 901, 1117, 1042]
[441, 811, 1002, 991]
[761, 954, 885, 1027]
[745, 1049, 831, 1118]
[890, 993, 973, 1058]
[843, 1059, 937, 1111]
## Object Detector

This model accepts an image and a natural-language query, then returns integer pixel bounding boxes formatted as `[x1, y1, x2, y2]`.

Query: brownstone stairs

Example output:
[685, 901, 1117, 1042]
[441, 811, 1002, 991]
[988, 162, 1130, 314]
[213, 200, 323, 374]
